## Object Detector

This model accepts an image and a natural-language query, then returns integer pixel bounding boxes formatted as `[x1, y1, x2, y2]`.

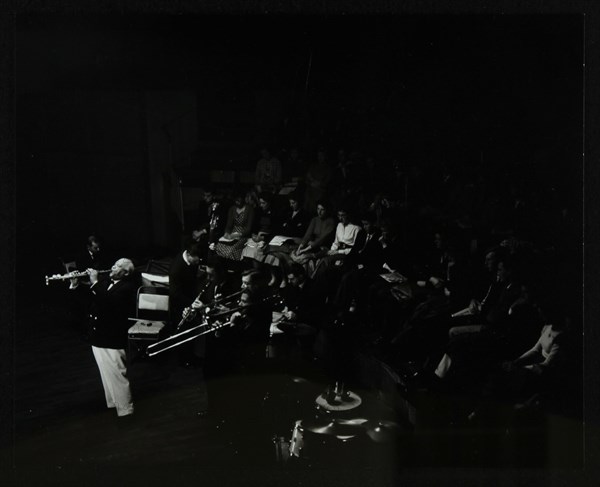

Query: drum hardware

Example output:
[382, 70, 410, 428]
[314, 381, 362, 412]
[288, 417, 368, 460]
[363, 420, 404, 443]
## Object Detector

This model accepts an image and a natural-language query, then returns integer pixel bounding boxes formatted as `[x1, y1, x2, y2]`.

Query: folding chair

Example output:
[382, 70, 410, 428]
[127, 286, 170, 360]
[140, 258, 172, 287]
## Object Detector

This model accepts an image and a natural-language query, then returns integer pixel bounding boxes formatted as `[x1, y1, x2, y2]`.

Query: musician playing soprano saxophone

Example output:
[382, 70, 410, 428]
[71, 258, 137, 419]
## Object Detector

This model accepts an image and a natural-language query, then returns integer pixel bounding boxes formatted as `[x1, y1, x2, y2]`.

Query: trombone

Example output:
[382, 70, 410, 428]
[149, 302, 252, 357]
[149, 293, 282, 357]
[176, 288, 244, 331]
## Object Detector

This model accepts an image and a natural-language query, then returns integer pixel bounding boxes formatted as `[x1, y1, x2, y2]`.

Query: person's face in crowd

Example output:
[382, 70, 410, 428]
[239, 293, 251, 306]
[497, 262, 512, 282]
[88, 241, 101, 254]
[241, 274, 259, 294]
[259, 198, 270, 211]
[110, 259, 130, 280]
[289, 199, 300, 212]
[434, 233, 444, 250]
[234, 196, 244, 208]
[484, 251, 498, 273]
[287, 272, 305, 288]
[361, 220, 375, 235]
[316, 204, 327, 219]
[206, 266, 217, 282]
[337, 211, 349, 225]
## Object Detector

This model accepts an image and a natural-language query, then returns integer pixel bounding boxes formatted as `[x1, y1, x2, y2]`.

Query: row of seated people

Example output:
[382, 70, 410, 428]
[183, 183, 577, 423]
[176, 243, 573, 424]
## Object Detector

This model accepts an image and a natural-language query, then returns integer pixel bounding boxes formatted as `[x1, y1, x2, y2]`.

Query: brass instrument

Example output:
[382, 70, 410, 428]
[148, 303, 251, 357]
[211, 289, 244, 307]
[45, 269, 111, 286]
[176, 286, 244, 332]
[148, 293, 281, 357]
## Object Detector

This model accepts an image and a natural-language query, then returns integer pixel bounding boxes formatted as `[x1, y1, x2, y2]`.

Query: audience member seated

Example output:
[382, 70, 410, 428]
[279, 191, 309, 238]
[447, 254, 521, 339]
[467, 312, 570, 425]
[261, 192, 310, 282]
[213, 191, 255, 264]
[241, 191, 282, 266]
[330, 212, 382, 316]
[290, 200, 336, 271]
[389, 246, 498, 361]
[432, 256, 525, 387]
[311, 204, 364, 280]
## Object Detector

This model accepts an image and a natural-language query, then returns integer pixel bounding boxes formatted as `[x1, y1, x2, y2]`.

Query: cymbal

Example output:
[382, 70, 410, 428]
[300, 418, 367, 437]
[363, 420, 404, 443]
[276, 322, 317, 336]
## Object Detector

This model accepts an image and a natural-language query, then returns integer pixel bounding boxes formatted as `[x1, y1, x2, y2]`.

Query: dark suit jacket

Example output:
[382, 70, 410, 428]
[346, 230, 383, 269]
[198, 197, 228, 243]
[75, 250, 110, 272]
[483, 281, 522, 326]
[280, 208, 310, 238]
[88, 278, 136, 349]
[169, 253, 200, 328]
[281, 278, 324, 326]
[380, 238, 412, 278]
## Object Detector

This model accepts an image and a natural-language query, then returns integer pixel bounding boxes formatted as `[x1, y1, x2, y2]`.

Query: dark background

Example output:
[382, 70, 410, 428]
[16, 14, 583, 257]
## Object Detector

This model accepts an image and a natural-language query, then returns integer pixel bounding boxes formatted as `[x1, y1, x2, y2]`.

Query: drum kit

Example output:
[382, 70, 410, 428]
[287, 415, 405, 464]
[274, 375, 408, 466]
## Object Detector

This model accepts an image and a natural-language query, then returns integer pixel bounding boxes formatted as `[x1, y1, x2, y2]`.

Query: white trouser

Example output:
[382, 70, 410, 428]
[92, 346, 134, 417]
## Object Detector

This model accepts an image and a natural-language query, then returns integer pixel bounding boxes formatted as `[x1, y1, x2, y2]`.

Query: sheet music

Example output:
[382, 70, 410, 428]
[380, 271, 407, 283]
[269, 235, 294, 247]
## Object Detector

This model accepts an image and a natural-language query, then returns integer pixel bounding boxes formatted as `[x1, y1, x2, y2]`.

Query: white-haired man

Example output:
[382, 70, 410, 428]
[75, 258, 137, 419]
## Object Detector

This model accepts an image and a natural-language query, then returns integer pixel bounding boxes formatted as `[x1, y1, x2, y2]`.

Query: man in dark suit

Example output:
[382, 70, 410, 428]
[192, 187, 227, 260]
[332, 212, 383, 316]
[281, 263, 323, 328]
[75, 235, 109, 272]
[69, 235, 111, 334]
[72, 258, 137, 418]
[168, 242, 202, 334]
[168, 242, 204, 367]
[280, 192, 309, 238]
